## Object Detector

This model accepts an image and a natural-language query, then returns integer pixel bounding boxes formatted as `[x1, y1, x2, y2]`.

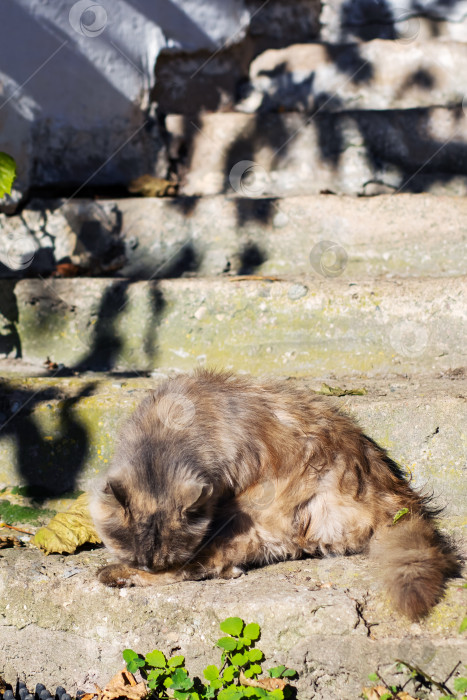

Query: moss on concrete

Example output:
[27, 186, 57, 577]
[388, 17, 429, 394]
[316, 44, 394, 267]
[8, 277, 466, 375]
[0, 499, 56, 525]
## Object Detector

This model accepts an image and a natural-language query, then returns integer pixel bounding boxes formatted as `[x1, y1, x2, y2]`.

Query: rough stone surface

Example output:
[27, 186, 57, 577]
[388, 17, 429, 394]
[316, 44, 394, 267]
[0, 542, 466, 699]
[237, 41, 467, 113]
[321, 0, 467, 43]
[153, 0, 321, 114]
[0, 276, 465, 374]
[0, 0, 321, 199]
[1, 194, 466, 280]
[167, 109, 467, 197]
[0, 373, 466, 520]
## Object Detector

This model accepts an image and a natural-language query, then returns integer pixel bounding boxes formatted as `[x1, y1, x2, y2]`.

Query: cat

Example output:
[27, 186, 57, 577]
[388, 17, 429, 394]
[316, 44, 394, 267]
[90, 369, 459, 620]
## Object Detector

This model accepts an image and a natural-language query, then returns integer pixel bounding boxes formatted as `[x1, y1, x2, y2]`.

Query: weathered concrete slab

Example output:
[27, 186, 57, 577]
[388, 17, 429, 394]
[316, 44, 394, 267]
[320, 0, 467, 43]
[0, 544, 465, 700]
[1, 194, 466, 279]
[0, 374, 465, 520]
[0, 276, 465, 374]
[153, 0, 321, 115]
[237, 41, 467, 113]
[0, 0, 321, 201]
[167, 109, 467, 197]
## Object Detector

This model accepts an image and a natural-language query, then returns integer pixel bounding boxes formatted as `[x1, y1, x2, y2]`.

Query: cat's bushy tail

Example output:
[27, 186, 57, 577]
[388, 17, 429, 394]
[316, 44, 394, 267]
[369, 515, 459, 620]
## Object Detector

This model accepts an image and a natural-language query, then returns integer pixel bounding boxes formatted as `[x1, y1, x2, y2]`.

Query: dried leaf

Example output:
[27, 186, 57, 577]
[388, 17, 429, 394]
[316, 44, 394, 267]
[239, 670, 286, 691]
[0, 535, 23, 549]
[128, 175, 178, 197]
[96, 670, 146, 700]
[318, 383, 367, 397]
[52, 262, 85, 278]
[44, 357, 59, 370]
[32, 493, 101, 555]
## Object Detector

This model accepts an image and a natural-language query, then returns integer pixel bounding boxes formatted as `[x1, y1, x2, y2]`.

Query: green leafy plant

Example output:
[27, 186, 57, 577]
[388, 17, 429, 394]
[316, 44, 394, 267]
[123, 617, 297, 700]
[0, 152, 16, 197]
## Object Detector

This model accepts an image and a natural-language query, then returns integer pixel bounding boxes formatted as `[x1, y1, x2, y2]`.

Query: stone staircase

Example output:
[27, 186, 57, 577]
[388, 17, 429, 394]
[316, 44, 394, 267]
[0, 1, 466, 698]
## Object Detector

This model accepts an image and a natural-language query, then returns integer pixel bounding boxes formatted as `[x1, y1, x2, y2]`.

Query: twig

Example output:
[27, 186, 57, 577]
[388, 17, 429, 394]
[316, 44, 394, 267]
[395, 659, 452, 696]
[0, 522, 33, 535]
[443, 660, 461, 687]
[228, 275, 283, 282]
[375, 671, 398, 699]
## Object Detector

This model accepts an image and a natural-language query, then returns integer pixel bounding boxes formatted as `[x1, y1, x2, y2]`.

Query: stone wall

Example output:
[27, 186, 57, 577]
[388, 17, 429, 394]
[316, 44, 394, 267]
[1, 0, 467, 203]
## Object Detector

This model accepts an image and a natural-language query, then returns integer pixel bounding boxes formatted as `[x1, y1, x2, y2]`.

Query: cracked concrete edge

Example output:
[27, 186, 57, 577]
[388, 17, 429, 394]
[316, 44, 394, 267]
[1, 276, 466, 375]
[1, 194, 467, 279]
[0, 547, 466, 700]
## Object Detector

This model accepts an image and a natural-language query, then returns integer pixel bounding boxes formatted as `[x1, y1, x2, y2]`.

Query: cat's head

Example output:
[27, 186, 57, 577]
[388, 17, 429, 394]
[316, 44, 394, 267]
[90, 473, 214, 571]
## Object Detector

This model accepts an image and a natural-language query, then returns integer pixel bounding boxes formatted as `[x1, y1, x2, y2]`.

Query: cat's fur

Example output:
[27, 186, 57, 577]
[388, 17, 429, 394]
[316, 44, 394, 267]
[90, 370, 458, 619]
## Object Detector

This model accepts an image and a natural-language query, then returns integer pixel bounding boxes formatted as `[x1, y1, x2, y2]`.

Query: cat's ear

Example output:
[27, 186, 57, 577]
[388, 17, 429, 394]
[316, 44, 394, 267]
[181, 480, 213, 512]
[104, 479, 129, 510]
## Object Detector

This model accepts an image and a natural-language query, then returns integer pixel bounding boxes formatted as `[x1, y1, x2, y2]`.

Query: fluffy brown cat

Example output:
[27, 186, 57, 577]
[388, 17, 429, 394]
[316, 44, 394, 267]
[90, 370, 458, 619]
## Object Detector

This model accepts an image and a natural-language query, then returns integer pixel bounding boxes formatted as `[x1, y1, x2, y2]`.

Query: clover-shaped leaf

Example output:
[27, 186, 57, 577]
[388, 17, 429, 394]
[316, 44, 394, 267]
[220, 617, 244, 637]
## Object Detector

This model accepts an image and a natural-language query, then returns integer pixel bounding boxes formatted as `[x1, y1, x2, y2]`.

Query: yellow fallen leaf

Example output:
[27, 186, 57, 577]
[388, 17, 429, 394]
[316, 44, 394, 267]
[32, 493, 101, 554]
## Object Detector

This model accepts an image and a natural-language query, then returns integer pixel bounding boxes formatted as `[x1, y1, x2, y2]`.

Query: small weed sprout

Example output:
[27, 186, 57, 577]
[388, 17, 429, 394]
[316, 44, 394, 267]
[123, 617, 297, 699]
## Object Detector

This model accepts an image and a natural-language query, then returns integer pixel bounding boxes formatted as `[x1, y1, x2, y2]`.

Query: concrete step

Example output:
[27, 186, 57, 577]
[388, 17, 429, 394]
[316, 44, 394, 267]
[1, 194, 466, 279]
[167, 109, 467, 197]
[0, 373, 466, 523]
[321, 0, 467, 43]
[0, 543, 465, 700]
[237, 41, 467, 114]
[0, 276, 465, 373]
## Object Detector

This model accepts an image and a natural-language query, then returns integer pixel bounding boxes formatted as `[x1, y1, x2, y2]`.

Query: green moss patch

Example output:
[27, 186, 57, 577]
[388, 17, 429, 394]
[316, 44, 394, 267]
[0, 499, 56, 525]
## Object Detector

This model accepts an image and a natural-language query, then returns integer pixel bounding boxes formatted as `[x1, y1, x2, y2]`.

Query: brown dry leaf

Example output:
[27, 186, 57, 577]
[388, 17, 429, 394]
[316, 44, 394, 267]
[128, 175, 178, 197]
[52, 262, 85, 278]
[362, 686, 416, 700]
[94, 669, 146, 700]
[0, 535, 23, 549]
[239, 670, 286, 691]
[44, 357, 59, 370]
[32, 493, 101, 555]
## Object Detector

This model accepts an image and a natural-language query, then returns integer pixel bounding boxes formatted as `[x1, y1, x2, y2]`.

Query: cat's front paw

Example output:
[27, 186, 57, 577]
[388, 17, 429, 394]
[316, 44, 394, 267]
[220, 565, 244, 579]
[97, 564, 138, 587]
